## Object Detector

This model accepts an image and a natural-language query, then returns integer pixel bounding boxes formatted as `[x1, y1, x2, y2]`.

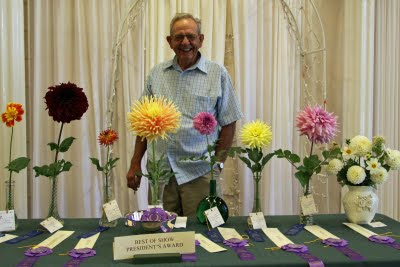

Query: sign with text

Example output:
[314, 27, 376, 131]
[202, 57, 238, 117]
[113, 231, 195, 260]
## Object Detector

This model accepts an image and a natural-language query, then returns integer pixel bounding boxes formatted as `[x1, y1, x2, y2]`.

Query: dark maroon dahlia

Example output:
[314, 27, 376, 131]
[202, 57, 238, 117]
[44, 82, 89, 123]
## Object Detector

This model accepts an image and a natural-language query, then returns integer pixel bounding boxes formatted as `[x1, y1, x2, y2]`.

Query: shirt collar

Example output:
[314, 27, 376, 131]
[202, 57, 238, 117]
[164, 53, 207, 74]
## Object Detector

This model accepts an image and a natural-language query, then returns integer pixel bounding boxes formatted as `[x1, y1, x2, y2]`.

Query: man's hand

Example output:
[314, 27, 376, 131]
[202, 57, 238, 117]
[126, 163, 142, 192]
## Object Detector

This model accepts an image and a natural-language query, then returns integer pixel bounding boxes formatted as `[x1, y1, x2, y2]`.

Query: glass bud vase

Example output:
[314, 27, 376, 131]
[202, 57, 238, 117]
[248, 177, 262, 229]
[5, 180, 18, 230]
[196, 179, 229, 225]
[99, 174, 117, 227]
[48, 176, 63, 224]
[299, 182, 314, 226]
[149, 179, 167, 207]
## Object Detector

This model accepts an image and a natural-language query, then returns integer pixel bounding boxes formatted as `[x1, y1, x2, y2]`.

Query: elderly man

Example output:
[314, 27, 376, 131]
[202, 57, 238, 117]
[127, 13, 243, 216]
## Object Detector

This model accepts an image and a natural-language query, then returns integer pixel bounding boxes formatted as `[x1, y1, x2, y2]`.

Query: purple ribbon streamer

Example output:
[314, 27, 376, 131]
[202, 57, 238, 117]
[5, 230, 44, 244]
[369, 235, 400, 250]
[76, 227, 109, 239]
[282, 244, 324, 267]
[204, 229, 224, 243]
[16, 247, 53, 267]
[223, 238, 249, 247]
[181, 253, 197, 262]
[322, 238, 365, 261]
[245, 229, 265, 242]
[233, 246, 256, 261]
[284, 224, 305, 236]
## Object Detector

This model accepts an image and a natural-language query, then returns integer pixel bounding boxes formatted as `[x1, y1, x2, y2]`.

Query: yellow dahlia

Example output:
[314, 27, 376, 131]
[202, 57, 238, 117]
[240, 120, 272, 149]
[127, 95, 181, 142]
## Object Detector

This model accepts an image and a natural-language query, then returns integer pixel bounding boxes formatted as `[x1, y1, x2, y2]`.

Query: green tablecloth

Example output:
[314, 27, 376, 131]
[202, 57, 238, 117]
[2, 213, 400, 266]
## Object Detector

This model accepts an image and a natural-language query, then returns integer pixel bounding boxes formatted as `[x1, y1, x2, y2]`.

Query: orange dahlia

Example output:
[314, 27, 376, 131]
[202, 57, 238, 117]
[98, 129, 119, 146]
[1, 102, 24, 127]
[127, 95, 181, 142]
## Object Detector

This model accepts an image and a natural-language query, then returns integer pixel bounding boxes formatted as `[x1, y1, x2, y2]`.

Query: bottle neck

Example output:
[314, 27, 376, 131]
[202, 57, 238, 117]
[209, 179, 217, 197]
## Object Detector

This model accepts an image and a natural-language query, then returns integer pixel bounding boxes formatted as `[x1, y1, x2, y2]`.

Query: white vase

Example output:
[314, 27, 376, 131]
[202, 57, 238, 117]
[342, 185, 378, 224]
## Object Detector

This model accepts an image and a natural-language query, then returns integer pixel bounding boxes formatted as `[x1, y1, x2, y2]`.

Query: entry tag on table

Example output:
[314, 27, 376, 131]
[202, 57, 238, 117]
[75, 233, 100, 249]
[300, 195, 318, 216]
[369, 221, 387, 228]
[0, 210, 16, 232]
[0, 234, 18, 243]
[305, 225, 339, 240]
[195, 233, 226, 253]
[204, 207, 224, 228]
[174, 217, 187, 228]
[103, 200, 123, 222]
[40, 216, 63, 233]
[249, 212, 267, 229]
[343, 223, 376, 238]
[36, 230, 74, 249]
[262, 228, 293, 247]
[217, 227, 243, 241]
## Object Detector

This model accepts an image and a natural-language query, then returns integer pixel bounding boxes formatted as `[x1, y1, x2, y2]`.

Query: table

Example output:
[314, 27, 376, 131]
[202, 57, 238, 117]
[2, 213, 400, 266]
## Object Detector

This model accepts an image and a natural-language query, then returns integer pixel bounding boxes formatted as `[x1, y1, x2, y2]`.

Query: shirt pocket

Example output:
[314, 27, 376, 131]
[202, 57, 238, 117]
[184, 94, 218, 117]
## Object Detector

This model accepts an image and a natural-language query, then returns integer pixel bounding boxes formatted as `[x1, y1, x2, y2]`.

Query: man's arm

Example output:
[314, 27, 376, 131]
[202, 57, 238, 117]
[126, 137, 147, 191]
[215, 121, 236, 162]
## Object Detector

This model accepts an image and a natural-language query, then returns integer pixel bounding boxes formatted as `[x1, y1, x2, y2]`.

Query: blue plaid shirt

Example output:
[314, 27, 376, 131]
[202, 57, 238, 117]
[142, 54, 243, 185]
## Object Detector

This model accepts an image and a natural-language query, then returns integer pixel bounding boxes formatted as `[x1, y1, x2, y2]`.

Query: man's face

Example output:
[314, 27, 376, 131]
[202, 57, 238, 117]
[167, 18, 204, 69]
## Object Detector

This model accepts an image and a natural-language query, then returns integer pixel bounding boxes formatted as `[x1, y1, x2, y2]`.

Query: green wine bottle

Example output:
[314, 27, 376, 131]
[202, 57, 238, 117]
[196, 179, 229, 224]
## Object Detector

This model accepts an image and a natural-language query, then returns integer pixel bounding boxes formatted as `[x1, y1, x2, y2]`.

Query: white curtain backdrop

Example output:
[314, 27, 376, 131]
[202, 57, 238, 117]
[2, 0, 400, 220]
[0, 0, 28, 218]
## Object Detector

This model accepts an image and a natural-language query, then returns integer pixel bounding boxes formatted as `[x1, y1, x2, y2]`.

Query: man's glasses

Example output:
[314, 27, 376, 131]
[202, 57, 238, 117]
[172, 34, 198, 42]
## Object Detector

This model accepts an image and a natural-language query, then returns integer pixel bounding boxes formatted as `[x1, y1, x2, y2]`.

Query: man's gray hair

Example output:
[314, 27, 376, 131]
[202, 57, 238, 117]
[170, 13, 202, 35]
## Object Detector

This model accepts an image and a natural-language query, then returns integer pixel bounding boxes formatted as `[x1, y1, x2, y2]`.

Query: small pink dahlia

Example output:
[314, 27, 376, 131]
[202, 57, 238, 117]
[193, 112, 217, 135]
[296, 105, 338, 144]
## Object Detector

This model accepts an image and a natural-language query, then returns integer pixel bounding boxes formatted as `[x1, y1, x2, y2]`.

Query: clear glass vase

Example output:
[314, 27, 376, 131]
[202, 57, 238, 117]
[99, 174, 118, 227]
[48, 176, 63, 224]
[5, 180, 18, 230]
[248, 176, 262, 229]
[149, 179, 167, 207]
[299, 181, 314, 225]
[196, 179, 229, 225]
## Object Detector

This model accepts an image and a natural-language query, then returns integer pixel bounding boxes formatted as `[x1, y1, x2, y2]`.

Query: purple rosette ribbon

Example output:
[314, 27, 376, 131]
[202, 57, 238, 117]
[64, 248, 97, 267]
[281, 244, 324, 267]
[223, 238, 255, 261]
[17, 246, 53, 267]
[322, 238, 365, 261]
[368, 235, 400, 250]
[125, 208, 177, 232]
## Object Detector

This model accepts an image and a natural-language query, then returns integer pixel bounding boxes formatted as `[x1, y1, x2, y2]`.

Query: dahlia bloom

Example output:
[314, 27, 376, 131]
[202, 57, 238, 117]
[296, 105, 338, 144]
[193, 112, 217, 135]
[346, 166, 366, 185]
[1, 102, 24, 127]
[326, 159, 343, 175]
[240, 120, 272, 149]
[45, 82, 89, 123]
[349, 135, 372, 157]
[127, 95, 181, 142]
[370, 167, 388, 184]
[98, 129, 119, 146]
[386, 149, 400, 170]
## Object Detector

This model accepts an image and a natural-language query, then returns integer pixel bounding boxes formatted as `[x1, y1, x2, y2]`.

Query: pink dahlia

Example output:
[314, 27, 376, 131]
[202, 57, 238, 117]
[193, 112, 217, 135]
[296, 105, 338, 144]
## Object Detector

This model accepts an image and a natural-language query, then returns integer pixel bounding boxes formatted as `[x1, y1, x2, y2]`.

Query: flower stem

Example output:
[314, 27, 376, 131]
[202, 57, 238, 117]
[105, 145, 110, 203]
[7, 127, 14, 210]
[206, 135, 214, 180]
[49, 123, 64, 215]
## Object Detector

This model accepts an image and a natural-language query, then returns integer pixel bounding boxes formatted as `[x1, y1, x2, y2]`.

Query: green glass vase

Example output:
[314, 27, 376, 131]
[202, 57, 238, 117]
[196, 179, 229, 224]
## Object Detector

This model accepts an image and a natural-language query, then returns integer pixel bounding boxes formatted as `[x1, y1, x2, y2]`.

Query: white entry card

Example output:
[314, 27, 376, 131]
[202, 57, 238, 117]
[300, 195, 318, 216]
[40, 216, 63, 233]
[0, 210, 16, 232]
[75, 233, 100, 249]
[304, 225, 339, 240]
[368, 221, 387, 228]
[103, 200, 123, 222]
[343, 223, 376, 238]
[36, 230, 74, 249]
[195, 233, 226, 253]
[262, 228, 293, 248]
[204, 207, 224, 228]
[249, 212, 267, 229]
[0, 234, 18, 243]
[174, 217, 187, 228]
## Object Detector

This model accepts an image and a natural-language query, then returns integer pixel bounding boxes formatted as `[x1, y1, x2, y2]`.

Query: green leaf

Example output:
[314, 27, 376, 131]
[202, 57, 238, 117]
[238, 156, 252, 169]
[284, 150, 292, 158]
[295, 171, 311, 188]
[251, 163, 262, 173]
[90, 158, 103, 171]
[109, 157, 120, 169]
[47, 142, 59, 151]
[6, 157, 30, 173]
[227, 147, 243, 157]
[274, 149, 285, 158]
[62, 161, 73, 172]
[59, 137, 76, 152]
[261, 152, 275, 168]
[322, 150, 330, 159]
[288, 153, 300, 163]
[248, 148, 262, 163]
[33, 165, 53, 177]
